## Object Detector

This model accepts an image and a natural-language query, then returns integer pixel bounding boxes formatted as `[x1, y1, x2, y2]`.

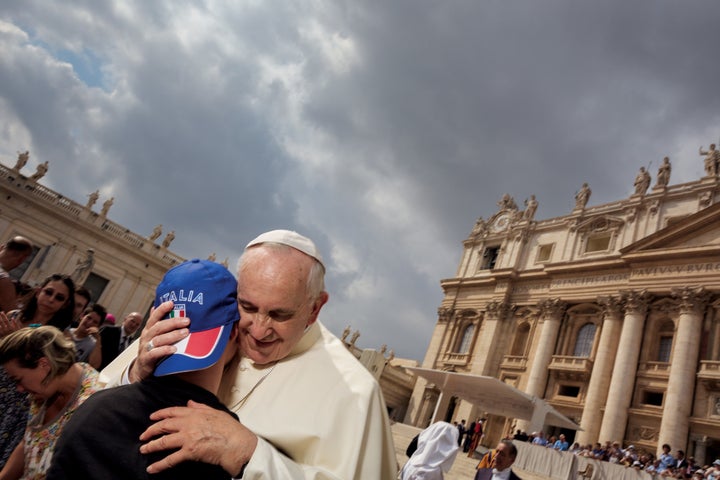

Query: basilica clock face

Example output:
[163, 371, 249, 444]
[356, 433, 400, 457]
[491, 213, 510, 232]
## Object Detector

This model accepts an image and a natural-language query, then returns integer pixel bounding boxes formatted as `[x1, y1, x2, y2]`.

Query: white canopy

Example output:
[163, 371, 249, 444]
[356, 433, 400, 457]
[406, 366, 581, 432]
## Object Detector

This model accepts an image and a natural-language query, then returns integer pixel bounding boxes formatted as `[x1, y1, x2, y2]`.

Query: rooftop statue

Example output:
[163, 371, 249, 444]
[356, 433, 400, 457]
[13, 151, 29, 172]
[524, 195, 538, 220]
[633, 167, 651, 195]
[655, 157, 671, 188]
[162, 230, 175, 248]
[86, 190, 99, 209]
[148, 224, 162, 242]
[497, 193, 518, 211]
[575, 182, 591, 210]
[700, 143, 720, 177]
[29, 161, 48, 181]
[100, 197, 114, 217]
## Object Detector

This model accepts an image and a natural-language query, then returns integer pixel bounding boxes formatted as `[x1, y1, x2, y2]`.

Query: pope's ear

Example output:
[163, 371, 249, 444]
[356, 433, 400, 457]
[310, 292, 329, 316]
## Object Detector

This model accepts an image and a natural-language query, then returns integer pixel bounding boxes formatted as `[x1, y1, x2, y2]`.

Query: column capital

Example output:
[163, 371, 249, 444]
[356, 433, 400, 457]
[671, 286, 712, 315]
[485, 301, 512, 320]
[620, 289, 652, 315]
[597, 295, 623, 317]
[538, 298, 567, 319]
[437, 307, 454, 323]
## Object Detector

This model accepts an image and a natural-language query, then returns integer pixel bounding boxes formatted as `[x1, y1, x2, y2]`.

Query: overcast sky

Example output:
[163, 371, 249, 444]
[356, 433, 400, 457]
[2, 1, 720, 361]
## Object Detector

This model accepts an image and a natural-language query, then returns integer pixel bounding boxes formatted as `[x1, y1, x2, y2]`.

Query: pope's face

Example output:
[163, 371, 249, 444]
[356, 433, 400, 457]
[237, 247, 327, 365]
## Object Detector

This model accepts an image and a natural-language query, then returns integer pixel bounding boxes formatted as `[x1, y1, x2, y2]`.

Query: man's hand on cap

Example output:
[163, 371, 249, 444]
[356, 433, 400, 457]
[129, 301, 189, 383]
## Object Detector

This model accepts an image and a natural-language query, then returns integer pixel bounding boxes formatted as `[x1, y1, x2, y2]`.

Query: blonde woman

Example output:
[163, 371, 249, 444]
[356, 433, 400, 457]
[0, 326, 99, 479]
[0, 274, 75, 471]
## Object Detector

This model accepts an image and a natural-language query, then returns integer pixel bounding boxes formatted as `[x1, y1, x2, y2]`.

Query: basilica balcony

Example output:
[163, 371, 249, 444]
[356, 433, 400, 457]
[637, 361, 671, 379]
[698, 360, 720, 390]
[547, 355, 593, 381]
[441, 352, 470, 367]
[500, 355, 528, 372]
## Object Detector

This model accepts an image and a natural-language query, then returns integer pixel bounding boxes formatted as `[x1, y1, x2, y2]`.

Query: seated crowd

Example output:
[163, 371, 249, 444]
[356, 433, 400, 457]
[512, 429, 720, 479]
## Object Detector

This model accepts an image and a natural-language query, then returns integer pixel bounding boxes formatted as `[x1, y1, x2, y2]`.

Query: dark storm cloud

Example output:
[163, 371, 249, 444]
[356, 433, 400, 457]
[1, 1, 720, 359]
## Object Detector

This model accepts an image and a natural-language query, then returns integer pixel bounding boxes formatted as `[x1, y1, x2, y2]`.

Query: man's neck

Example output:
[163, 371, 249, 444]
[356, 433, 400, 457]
[174, 361, 224, 394]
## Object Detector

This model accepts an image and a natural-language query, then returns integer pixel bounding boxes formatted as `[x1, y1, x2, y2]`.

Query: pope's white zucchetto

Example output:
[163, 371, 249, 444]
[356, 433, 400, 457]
[245, 229, 325, 270]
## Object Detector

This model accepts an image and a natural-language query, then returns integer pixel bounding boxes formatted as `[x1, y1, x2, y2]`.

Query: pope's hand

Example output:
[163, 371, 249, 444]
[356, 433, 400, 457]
[139, 400, 257, 475]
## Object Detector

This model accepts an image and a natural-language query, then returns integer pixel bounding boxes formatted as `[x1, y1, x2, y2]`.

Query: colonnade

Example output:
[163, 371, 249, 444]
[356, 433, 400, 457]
[523, 288, 709, 454]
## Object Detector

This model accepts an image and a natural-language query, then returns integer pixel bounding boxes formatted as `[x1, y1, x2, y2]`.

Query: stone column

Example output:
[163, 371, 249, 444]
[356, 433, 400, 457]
[657, 287, 710, 454]
[598, 290, 650, 443]
[517, 298, 566, 432]
[525, 298, 567, 396]
[576, 296, 623, 445]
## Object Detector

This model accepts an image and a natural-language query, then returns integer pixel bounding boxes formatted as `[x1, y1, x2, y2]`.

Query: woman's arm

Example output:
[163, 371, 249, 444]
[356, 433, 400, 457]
[0, 440, 25, 480]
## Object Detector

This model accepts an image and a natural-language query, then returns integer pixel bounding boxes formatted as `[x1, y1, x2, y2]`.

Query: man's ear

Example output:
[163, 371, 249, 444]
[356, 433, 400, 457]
[230, 322, 240, 341]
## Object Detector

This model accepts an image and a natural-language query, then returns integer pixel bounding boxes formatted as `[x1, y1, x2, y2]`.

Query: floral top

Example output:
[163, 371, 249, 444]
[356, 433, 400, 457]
[22, 363, 99, 479]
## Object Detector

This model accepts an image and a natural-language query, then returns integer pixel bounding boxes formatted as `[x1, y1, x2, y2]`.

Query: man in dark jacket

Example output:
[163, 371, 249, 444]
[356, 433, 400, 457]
[475, 440, 523, 480]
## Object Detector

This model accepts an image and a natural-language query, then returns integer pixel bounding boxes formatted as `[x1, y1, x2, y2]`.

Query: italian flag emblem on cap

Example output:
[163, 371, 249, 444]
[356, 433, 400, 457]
[169, 305, 186, 318]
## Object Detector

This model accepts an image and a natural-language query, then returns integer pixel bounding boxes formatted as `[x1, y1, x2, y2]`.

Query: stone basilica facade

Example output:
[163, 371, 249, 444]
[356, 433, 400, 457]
[405, 153, 720, 464]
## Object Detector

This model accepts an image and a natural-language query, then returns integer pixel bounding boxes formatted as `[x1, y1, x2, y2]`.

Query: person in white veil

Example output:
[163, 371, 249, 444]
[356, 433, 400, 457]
[401, 421, 460, 480]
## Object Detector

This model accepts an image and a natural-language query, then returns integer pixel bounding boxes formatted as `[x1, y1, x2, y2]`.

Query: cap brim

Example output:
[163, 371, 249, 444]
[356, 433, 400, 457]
[154, 324, 232, 376]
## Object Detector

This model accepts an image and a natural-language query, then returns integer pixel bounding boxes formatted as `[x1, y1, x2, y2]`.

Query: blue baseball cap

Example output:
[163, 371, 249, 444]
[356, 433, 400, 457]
[153, 259, 239, 376]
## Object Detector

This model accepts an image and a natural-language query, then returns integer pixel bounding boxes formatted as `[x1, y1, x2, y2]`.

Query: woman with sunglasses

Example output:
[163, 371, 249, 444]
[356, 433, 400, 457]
[0, 274, 75, 471]
[0, 326, 99, 480]
[2, 274, 76, 333]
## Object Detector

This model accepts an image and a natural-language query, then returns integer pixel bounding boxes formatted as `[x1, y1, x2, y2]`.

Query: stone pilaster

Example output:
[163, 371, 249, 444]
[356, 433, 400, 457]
[657, 287, 710, 454]
[692, 436, 708, 467]
[576, 296, 623, 445]
[470, 301, 508, 376]
[598, 290, 651, 443]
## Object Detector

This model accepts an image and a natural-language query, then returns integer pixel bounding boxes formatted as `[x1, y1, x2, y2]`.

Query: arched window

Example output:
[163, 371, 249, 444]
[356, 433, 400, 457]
[573, 323, 596, 357]
[657, 320, 674, 362]
[511, 323, 530, 356]
[457, 324, 475, 354]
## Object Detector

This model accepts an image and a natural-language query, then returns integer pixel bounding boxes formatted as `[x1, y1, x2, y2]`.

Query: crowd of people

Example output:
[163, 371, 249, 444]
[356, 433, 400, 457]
[510, 429, 720, 479]
[0, 230, 397, 479]
[0, 236, 147, 479]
